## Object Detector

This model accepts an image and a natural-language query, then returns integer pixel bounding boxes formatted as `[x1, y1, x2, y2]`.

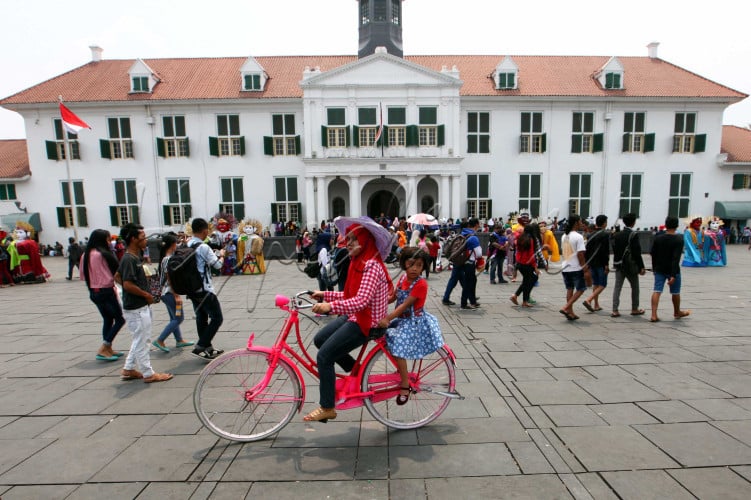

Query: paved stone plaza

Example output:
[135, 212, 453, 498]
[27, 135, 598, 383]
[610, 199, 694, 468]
[1, 247, 751, 499]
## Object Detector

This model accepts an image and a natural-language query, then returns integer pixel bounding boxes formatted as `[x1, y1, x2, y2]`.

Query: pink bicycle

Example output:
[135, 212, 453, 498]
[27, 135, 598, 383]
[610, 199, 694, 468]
[193, 291, 462, 442]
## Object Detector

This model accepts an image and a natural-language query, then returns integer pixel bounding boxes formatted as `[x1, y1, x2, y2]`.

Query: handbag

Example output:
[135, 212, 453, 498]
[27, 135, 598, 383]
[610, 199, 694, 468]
[303, 262, 319, 279]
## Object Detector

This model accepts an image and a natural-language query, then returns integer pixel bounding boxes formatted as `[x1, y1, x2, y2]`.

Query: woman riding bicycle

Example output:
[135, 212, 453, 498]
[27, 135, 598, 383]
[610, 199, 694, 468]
[306, 218, 394, 423]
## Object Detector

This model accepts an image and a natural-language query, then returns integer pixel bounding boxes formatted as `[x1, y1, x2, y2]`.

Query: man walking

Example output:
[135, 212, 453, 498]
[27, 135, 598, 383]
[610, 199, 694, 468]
[582, 215, 610, 312]
[649, 216, 690, 322]
[611, 213, 646, 317]
[559, 215, 589, 320]
[188, 218, 226, 361]
[66, 236, 83, 280]
[488, 224, 508, 284]
[459, 218, 483, 309]
[442, 221, 467, 306]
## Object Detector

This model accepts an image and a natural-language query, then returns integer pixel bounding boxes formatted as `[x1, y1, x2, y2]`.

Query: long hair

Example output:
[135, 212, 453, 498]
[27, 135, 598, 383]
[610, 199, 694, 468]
[159, 232, 178, 270]
[516, 225, 533, 251]
[565, 215, 581, 235]
[82, 229, 119, 289]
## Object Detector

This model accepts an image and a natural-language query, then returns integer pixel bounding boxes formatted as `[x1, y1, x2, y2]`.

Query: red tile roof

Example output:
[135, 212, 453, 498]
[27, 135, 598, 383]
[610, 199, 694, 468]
[1, 55, 746, 106]
[0, 140, 30, 179]
[721, 125, 751, 163]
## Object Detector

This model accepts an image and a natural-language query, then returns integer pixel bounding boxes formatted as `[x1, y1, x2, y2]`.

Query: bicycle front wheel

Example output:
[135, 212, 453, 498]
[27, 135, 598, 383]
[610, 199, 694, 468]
[362, 347, 455, 430]
[193, 349, 302, 442]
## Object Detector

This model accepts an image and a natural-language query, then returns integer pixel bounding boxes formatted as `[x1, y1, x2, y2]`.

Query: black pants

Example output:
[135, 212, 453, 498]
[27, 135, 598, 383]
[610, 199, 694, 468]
[190, 291, 223, 350]
[514, 264, 538, 302]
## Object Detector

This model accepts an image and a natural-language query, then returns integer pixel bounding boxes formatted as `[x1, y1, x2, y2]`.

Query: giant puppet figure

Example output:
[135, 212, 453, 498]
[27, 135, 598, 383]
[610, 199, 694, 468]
[703, 217, 727, 266]
[682, 216, 706, 267]
[237, 218, 266, 274]
[7, 221, 49, 283]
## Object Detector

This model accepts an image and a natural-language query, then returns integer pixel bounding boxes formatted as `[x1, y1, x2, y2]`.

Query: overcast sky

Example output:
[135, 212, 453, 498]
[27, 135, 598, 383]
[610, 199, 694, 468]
[1, 0, 748, 139]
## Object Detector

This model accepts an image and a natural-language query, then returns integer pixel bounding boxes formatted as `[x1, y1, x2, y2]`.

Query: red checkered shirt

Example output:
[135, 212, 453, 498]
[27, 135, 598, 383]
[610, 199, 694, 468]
[323, 260, 390, 327]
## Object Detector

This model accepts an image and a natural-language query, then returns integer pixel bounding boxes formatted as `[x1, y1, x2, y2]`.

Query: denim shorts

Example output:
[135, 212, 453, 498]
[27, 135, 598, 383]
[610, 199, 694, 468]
[562, 270, 587, 291]
[590, 266, 607, 287]
[653, 272, 681, 294]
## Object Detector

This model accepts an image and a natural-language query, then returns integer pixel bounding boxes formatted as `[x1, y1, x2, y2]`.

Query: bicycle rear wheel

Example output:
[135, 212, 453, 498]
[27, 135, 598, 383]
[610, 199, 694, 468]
[362, 347, 455, 430]
[193, 349, 302, 442]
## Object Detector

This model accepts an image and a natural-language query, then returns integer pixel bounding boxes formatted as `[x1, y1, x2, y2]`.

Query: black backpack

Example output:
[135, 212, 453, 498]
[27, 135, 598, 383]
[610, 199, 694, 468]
[167, 241, 206, 297]
[444, 233, 469, 265]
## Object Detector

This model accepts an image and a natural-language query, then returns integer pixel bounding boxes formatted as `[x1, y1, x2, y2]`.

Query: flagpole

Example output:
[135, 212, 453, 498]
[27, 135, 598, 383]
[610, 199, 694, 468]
[59, 96, 79, 243]
[379, 102, 384, 158]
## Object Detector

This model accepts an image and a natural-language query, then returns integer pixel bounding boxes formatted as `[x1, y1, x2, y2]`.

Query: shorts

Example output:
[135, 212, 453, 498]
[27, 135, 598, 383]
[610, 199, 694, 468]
[590, 266, 607, 287]
[562, 270, 587, 292]
[653, 272, 681, 294]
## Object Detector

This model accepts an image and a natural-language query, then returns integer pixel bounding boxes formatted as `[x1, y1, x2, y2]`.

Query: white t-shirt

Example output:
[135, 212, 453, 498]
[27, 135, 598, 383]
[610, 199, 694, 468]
[561, 231, 586, 272]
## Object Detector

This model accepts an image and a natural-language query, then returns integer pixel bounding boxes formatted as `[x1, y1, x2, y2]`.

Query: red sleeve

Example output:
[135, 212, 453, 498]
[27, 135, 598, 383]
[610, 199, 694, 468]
[410, 278, 428, 309]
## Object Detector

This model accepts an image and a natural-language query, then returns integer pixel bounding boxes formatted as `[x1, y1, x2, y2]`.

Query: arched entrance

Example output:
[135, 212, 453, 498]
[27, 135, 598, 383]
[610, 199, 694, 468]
[367, 190, 400, 219]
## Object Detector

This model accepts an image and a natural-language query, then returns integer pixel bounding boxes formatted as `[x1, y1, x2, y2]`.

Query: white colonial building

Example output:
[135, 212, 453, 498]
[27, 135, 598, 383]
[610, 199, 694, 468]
[1, 0, 749, 244]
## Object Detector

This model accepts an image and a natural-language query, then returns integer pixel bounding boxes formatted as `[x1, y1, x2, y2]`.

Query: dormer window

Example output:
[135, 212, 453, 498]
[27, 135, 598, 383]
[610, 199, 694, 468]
[605, 72, 622, 89]
[132, 76, 149, 92]
[240, 56, 267, 92]
[497, 72, 516, 89]
[128, 59, 158, 94]
[243, 74, 262, 91]
[494, 56, 519, 90]
[596, 57, 625, 90]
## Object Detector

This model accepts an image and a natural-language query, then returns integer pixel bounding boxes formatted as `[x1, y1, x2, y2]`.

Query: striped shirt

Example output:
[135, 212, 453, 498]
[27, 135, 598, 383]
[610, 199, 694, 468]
[323, 260, 390, 327]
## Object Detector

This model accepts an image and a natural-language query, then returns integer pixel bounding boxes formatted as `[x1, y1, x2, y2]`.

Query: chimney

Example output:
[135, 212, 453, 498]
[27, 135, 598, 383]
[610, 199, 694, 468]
[647, 42, 659, 59]
[89, 45, 103, 62]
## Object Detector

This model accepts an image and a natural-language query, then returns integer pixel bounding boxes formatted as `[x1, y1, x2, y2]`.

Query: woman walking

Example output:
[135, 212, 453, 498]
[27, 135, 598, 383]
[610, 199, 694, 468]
[152, 232, 195, 352]
[510, 225, 538, 307]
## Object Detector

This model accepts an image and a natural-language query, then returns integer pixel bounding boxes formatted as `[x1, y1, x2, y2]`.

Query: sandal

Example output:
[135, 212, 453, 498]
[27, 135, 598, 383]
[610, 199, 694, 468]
[630, 309, 646, 316]
[510, 295, 519, 305]
[120, 369, 143, 381]
[396, 386, 413, 406]
[303, 407, 337, 423]
[674, 310, 691, 319]
[611, 312, 621, 317]
[143, 373, 173, 383]
[582, 301, 594, 313]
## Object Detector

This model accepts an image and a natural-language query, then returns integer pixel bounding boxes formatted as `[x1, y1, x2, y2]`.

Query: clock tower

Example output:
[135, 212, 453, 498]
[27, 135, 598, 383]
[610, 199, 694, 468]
[358, 0, 404, 58]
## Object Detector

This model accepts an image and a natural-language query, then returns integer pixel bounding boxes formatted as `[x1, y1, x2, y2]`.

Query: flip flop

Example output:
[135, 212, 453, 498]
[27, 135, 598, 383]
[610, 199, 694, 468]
[510, 296, 519, 305]
[582, 301, 594, 313]
[650, 318, 660, 322]
[631, 309, 646, 316]
[674, 311, 691, 319]
[152, 340, 170, 353]
[593, 307, 603, 311]
[112, 351, 124, 358]
[95, 354, 119, 362]
[611, 312, 621, 317]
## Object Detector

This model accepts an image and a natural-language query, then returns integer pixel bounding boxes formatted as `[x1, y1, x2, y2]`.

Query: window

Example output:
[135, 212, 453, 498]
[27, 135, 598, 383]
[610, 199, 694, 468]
[391, 0, 400, 24]
[374, 0, 387, 21]
[387, 107, 406, 147]
[619, 173, 642, 217]
[220, 177, 245, 220]
[668, 173, 691, 218]
[622, 112, 654, 153]
[271, 177, 301, 224]
[732, 173, 751, 190]
[360, 0, 369, 24]
[110, 179, 140, 226]
[163, 178, 192, 226]
[57, 181, 87, 228]
[418, 107, 438, 147]
[520, 112, 545, 153]
[467, 174, 491, 220]
[467, 112, 490, 154]
[519, 174, 541, 217]
[497, 72, 515, 89]
[100, 117, 133, 159]
[210, 115, 245, 157]
[264, 114, 299, 156]
[569, 174, 592, 218]
[356, 107, 378, 147]
[132, 76, 149, 92]
[322, 108, 348, 148]
[45, 119, 80, 160]
[673, 112, 706, 153]
[604, 72, 622, 89]
[571, 112, 603, 153]
[0, 183, 17, 200]
[157, 116, 189, 158]
[243, 74, 262, 91]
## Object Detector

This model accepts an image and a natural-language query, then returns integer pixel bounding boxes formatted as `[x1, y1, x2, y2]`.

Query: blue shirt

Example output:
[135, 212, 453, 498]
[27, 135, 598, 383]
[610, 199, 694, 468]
[461, 228, 481, 263]
[189, 237, 221, 294]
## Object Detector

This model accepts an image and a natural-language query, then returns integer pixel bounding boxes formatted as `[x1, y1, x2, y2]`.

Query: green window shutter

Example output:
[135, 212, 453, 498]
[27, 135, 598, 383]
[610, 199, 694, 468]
[378, 126, 388, 147]
[239, 136, 246, 156]
[644, 133, 655, 153]
[209, 136, 219, 156]
[270, 203, 279, 222]
[294, 135, 301, 155]
[732, 174, 743, 189]
[234, 204, 245, 221]
[73, 182, 85, 204]
[437, 124, 445, 146]
[321, 125, 328, 147]
[605, 73, 613, 89]
[77, 207, 88, 227]
[486, 199, 492, 220]
[694, 134, 706, 153]
[406, 125, 418, 146]
[593, 133, 604, 152]
[508, 73, 515, 88]
[263, 136, 274, 156]
[541, 133, 547, 153]
[672, 135, 680, 153]
[184, 138, 190, 157]
[622, 133, 630, 152]
[571, 135, 582, 153]
[352, 125, 360, 147]
[156, 137, 165, 158]
[114, 182, 126, 204]
[131, 206, 140, 225]
[345, 127, 351, 147]
[109, 206, 118, 226]
[184, 205, 192, 220]
[100, 139, 111, 159]
[56, 207, 66, 227]
[163, 205, 171, 225]
[519, 135, 524, 153]
[45, 141, 58, 160]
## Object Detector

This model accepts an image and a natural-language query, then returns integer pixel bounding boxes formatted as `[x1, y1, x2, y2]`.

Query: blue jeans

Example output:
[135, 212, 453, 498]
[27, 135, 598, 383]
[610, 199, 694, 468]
[489, 253, 505, 282]
[460, 262, 478, 306]
[157, 292, 184, 343]
[89, 287, 125, 345]
[190, 291, 223, 350]
[442, 264, 465, 302]
[313, 316, 368, 408]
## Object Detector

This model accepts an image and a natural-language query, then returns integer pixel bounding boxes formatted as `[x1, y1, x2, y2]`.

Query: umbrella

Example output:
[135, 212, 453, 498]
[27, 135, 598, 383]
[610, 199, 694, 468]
[407, 213, 438, 226]
[333, 216, 394, 260]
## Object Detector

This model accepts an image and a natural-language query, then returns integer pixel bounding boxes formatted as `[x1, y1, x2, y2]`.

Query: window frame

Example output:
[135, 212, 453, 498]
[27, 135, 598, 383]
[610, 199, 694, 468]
[518, 174, 541, 217]
[111, 179, 139, 226]
[0, 183, 17, 201]
[497, 72, 516, 90]
[272, 177, 300, 224]
[467, 111, 490, 154]
[215, 114, 243, 157]
[571, 112, 596, 154]
[568, 173, 592, 218]
[673, 112, 697, 153]
[160, 115, 189, 158]
[668, 173, 692, 218]
[271, 114, 297, 155]
[106, 117, 134, 159]
[520, 112, 545, 154]
[131, 76, 149, 93]
[58, 180, 87, 228]
[164, 178, 192, 226]
[243, 73, 262, 91]
[619, 173, 642, 217]
[732, 173, 751, 190]
[466, 174, 491, 220]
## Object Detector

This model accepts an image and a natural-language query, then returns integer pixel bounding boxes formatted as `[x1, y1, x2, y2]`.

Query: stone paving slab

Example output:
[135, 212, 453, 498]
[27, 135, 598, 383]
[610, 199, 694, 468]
[668, 467, 751, 500]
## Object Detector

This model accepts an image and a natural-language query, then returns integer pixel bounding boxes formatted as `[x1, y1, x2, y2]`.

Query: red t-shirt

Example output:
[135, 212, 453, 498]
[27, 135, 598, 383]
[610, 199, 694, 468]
[398, 276, 428, 310]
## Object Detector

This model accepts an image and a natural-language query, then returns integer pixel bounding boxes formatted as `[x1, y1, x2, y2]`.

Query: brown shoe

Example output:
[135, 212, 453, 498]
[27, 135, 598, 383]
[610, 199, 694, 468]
[303, 407, 337, 423]
[121, 369, 143, 381]
[143, 373, 173, 383]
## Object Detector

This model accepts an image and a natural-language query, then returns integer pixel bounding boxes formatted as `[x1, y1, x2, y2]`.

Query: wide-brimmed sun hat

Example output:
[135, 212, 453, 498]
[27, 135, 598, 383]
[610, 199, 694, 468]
[333, 216, 395, 260]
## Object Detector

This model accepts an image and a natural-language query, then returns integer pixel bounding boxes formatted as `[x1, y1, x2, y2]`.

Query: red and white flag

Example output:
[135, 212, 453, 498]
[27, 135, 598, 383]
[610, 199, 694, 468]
[373, 103, 384, 144]
[59, 103, 91, 134]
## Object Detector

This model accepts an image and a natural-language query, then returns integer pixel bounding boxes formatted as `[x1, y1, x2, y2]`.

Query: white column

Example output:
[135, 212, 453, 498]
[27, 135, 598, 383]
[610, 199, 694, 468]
[440, 174, 450, 220]
[349, 175, 361, 217]
[407, 175, 418, 216]
[305, 176, 316, 229]
[451, 175, 461, 219]
[316, 176, 327, 223]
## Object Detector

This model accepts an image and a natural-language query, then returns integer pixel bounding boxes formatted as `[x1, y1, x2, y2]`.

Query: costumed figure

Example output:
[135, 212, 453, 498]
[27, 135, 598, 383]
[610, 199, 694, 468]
[540, 218, 560, 263]
[703, 217, 727, 266]
[237, 218, 266, 274]
[209, 214, 236, 251]
[7, 221, 50, 283]
[222, 233, 238, 275]
[681, 216, 706, 267]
